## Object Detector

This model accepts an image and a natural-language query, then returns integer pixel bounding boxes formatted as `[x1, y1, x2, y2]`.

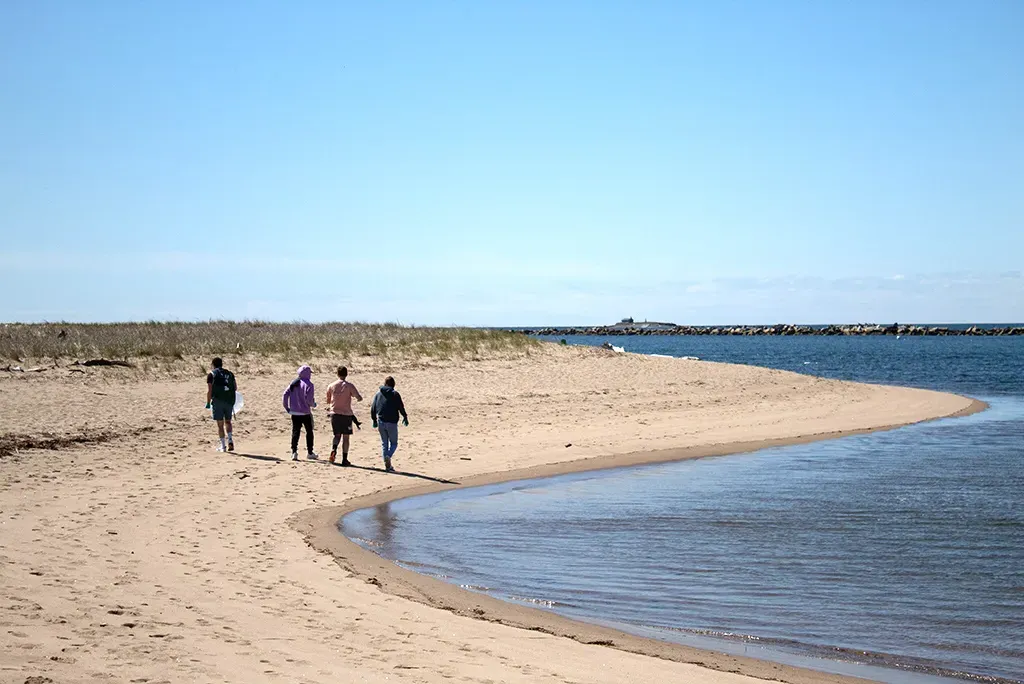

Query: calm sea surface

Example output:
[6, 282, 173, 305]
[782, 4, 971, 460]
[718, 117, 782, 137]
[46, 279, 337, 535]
[342, 336, 1024, 683]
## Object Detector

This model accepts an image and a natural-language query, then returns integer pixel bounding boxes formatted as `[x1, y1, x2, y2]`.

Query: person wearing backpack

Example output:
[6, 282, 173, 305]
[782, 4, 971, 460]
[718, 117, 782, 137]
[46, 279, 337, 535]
[206, 357, 238, 452]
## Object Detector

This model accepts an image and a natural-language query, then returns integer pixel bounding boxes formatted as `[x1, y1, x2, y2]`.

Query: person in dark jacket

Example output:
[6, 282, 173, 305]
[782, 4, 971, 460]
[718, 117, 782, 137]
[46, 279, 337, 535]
[370, 376, 408, 472]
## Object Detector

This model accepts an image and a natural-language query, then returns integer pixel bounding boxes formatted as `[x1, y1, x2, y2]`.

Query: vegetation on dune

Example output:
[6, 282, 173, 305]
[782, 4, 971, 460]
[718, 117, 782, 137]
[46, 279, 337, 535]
[0, 321, 538, 362]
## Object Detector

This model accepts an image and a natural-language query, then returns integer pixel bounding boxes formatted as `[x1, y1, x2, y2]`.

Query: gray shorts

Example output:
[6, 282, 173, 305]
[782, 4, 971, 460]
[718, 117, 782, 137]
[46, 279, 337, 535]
[212, 399, 234, 421]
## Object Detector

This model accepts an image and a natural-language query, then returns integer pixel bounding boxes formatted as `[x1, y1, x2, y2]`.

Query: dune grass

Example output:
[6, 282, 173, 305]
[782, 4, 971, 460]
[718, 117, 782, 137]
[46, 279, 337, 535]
[0, 321, 537, 362]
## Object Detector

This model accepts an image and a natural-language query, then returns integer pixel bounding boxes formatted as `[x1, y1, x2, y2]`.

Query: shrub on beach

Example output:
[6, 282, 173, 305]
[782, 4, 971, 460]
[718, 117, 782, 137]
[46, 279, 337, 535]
[0, 321, 537, 362]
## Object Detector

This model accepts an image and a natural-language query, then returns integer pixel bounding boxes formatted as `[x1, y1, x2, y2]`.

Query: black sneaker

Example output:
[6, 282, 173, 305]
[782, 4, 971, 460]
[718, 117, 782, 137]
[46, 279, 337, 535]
[341, 456, 351, 467]
[384, 457, 395, 472]
[227, 442, 235, 452]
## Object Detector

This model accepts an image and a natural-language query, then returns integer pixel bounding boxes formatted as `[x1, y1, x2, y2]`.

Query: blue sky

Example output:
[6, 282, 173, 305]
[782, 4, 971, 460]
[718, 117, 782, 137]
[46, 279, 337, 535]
[1, 1, 1021, 325]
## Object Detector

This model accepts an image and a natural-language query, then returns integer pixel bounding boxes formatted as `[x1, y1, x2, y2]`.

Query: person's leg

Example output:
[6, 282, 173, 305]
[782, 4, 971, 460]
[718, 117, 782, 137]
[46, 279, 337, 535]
[331, 415, 343, 452]
[339, 415, 354, 464]
[382, 422, 398, 471]
[387, 423, 399, 459]
[225, 418, 234, 450]
[291, 415, 301, 454]
[304, 414, 315, 455]
[378, 423, 389, 461]
[215, 419, 226, 451]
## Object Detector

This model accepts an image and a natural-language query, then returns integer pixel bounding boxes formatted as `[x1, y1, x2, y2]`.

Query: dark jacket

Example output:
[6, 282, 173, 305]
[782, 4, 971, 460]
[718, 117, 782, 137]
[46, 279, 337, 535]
[371, 386, 407, 424]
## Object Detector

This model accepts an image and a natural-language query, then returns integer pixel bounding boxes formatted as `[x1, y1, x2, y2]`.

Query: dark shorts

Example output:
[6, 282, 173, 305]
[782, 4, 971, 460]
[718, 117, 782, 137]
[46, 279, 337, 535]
[331, 414, 354, 435]
[212, 399, 234, 421]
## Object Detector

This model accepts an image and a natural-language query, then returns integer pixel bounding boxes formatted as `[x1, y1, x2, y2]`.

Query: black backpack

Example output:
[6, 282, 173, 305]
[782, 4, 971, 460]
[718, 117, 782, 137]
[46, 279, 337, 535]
[211, 368, 236, 402]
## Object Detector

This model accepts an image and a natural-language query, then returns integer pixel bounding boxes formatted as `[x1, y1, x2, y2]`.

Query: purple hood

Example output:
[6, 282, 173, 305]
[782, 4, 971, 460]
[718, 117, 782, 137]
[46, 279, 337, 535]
[283, 365, 315, 415]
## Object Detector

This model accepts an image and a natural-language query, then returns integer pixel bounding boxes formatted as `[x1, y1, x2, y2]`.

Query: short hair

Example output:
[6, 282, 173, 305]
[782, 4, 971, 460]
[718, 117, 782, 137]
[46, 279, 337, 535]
[212, 357, 223, 368]
[384, 376, 395, 388]
[338, 366, 348, 378]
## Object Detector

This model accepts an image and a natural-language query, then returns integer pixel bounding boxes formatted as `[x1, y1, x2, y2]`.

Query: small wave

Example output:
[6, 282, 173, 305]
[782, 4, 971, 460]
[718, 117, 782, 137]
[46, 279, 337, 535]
[351, 536, 382, 548]
[506, 594, 578, 609]
[399, 559, 450, 572]
[459, 583, 492, 592]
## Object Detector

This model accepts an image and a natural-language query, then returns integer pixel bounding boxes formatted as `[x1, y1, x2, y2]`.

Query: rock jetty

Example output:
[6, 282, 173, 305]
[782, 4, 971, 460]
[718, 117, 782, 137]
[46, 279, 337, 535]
[517, 324, 1024, 337]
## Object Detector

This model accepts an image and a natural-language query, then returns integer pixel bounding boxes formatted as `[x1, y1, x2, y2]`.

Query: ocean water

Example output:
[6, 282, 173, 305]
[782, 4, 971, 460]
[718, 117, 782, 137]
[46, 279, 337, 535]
[342, 336, 1024, 683]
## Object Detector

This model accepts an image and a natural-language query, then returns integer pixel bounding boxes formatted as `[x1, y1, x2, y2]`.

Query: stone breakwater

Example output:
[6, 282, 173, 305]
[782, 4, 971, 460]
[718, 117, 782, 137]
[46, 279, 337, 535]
[518, 324, 1024, 337]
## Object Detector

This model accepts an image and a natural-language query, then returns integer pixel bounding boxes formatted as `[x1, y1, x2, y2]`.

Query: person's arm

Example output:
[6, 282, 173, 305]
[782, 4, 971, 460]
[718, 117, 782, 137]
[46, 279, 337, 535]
[325, 384, 334, 408]
[370, 394, 378, 425]
[354, 385, 363, 402]
[398, 393, 408, 424]
[206, 373, 213, 407]
[282, 386, 290, 412]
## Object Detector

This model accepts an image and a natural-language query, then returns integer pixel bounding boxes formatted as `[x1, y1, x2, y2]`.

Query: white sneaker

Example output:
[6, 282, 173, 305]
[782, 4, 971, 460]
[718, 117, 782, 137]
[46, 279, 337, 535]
[307, 452, 319, 460]
[216, 444, 226, 453]
[291, 451, 299, 461]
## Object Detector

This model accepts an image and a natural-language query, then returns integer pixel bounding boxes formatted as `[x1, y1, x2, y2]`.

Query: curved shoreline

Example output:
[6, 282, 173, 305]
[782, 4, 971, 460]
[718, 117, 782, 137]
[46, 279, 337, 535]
[294, 395, 988, 684]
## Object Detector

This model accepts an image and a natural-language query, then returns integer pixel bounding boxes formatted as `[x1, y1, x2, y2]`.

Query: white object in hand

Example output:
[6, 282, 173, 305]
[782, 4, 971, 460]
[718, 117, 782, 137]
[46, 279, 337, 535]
[233, 392, 244, 416]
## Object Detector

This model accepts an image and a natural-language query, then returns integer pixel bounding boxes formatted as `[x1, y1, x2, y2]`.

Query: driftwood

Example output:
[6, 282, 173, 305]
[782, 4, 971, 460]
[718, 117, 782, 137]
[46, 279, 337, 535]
[0, 426, 154, 458]
[73, 359, 136, 368]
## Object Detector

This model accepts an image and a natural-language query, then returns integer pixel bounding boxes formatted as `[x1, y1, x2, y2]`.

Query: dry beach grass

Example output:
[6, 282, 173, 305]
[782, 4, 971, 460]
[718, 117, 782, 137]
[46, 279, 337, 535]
[0, 333, 982, 684]
[0, 321, 538, 364]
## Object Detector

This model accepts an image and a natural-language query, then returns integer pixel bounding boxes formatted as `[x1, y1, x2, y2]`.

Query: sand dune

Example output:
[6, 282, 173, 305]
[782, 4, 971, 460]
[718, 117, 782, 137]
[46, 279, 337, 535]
[0, 344, 979, 683]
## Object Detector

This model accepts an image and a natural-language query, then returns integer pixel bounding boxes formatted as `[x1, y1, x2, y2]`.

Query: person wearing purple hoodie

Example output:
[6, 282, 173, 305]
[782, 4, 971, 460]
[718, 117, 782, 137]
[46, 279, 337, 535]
[283, 365, 318, 461]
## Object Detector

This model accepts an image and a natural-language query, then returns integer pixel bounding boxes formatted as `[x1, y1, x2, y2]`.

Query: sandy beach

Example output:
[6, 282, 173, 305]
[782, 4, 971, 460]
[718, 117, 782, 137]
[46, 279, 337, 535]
[0, 343, 981, 684]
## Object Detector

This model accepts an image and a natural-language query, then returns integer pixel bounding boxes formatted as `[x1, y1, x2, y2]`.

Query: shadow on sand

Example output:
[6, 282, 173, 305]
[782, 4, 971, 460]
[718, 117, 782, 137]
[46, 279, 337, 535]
[222, 452, 456, 485]
[232, 452, 284, 463]
[339, 462, 459, 485]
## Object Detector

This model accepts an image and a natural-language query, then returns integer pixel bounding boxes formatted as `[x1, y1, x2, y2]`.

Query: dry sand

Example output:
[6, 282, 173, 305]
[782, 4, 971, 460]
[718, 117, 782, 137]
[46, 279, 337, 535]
[0, 344, 981, 684]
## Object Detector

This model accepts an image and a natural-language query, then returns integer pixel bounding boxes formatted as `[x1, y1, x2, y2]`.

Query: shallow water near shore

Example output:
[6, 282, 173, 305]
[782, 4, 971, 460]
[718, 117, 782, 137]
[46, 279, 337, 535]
[342, 336, 1024, 683]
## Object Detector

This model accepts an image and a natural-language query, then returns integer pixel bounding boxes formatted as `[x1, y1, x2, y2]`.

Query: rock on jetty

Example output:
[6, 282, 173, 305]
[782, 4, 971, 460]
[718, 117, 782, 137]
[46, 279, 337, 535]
[517, 324, 1024, 337]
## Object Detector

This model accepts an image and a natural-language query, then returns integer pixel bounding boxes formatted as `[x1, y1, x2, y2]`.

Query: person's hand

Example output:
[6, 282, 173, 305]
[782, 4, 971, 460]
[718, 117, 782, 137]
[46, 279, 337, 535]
[402, 417, 409, 427]
[205, 401, 211, 409]
[372, 419, 378, 428]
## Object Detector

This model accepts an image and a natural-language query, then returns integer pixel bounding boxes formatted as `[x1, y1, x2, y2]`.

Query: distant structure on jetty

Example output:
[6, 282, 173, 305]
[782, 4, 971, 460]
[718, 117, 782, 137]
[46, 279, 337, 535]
[610, 317, 678, 332]
[517, 321, 1024, 337]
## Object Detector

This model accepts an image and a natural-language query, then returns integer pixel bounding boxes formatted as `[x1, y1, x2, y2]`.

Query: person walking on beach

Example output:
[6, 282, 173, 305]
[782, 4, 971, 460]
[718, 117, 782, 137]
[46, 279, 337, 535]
[370, 376, 408, 473]
[206, 357, 237, 452]
[325, 365, 362, 466]
[283, 364, 318, 461]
